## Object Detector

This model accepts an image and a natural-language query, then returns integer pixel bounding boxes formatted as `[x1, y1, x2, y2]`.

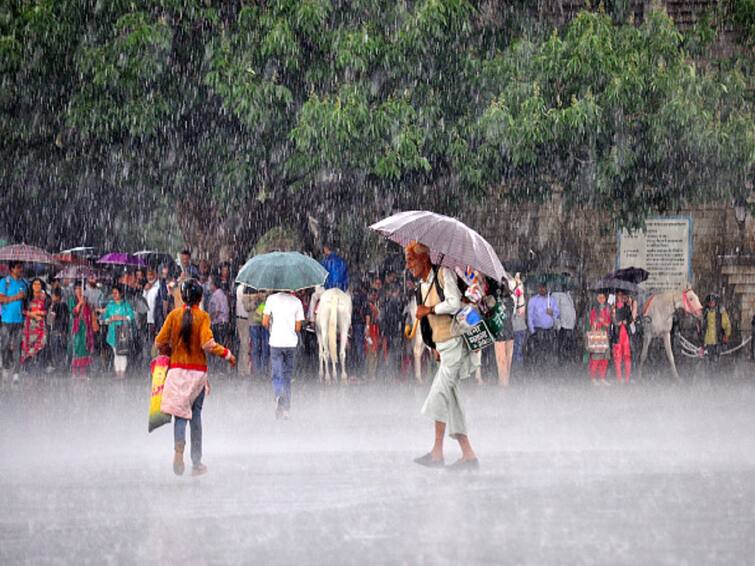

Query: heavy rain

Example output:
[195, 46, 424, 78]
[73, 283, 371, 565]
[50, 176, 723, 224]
[1, 1, 754, 564]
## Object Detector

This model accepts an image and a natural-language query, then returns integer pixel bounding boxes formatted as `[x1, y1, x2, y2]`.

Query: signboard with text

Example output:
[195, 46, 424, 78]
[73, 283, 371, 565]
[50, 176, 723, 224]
[462, 321, 495, 352]
[618, 218, 692, 292]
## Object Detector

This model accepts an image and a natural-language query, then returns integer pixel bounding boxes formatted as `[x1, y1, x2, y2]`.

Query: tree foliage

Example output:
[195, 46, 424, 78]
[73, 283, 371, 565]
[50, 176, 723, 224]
[465, 9, 755, 230]
[0, 1, 752, 256]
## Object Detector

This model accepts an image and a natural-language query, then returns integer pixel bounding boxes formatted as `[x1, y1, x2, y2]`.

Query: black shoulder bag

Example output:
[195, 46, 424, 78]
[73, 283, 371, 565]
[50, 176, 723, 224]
[415, 267, 444, 350]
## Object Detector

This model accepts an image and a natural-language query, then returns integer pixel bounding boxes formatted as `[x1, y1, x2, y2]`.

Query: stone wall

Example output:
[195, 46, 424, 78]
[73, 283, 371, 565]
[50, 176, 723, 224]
[463, 192, 755, 337]
[720, 256, 755, 341]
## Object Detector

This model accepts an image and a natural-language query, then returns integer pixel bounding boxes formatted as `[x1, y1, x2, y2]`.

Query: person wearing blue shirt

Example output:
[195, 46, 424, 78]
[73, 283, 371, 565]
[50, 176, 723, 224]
[321, 244, 349, 292]
[178, 250, 200, 280]
[527, 283, 560, 370]
[0, 261, 28, 382]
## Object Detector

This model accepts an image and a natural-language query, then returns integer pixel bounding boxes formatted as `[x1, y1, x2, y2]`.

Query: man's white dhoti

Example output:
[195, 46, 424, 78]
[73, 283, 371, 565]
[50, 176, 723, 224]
[421, 336, 480, 438]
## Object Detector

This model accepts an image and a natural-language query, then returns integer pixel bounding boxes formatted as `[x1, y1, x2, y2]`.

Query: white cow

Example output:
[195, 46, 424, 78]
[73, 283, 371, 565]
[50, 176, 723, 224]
[315, 287, 352, 383]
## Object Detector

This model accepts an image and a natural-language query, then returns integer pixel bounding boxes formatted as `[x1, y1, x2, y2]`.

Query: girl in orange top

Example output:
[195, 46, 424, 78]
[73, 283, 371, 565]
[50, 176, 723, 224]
[155, 279, 236, 476]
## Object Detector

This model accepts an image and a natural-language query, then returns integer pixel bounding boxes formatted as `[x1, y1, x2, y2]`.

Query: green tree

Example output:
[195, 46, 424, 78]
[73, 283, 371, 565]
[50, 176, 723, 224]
[1, 1, 753, 260]
[462, 8, 755, 231]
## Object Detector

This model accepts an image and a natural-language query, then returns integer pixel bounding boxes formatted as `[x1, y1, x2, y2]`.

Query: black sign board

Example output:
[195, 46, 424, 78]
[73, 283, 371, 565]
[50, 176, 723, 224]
[462, 320, 494, 352]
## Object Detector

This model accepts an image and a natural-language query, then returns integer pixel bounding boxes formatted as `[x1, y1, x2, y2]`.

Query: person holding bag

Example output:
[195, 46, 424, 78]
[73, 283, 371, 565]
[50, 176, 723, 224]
[587, 292, 612, 385]
[103, 285, 134, 378]
[155, 279, 236, 477]
[406, 241, 479, 471]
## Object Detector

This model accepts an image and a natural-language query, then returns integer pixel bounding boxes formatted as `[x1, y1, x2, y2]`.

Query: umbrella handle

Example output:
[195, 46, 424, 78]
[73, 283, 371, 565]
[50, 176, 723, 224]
[405, 319, 419, 340]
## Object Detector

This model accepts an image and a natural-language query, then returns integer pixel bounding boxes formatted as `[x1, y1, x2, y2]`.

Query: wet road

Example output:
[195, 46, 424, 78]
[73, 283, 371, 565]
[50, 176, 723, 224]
[2, 372, 755, 564]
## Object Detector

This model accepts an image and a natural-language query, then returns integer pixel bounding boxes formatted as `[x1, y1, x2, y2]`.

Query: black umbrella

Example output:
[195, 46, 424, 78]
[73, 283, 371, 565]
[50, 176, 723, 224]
[604, 267, 649, 284]
[590, 277, 641, 294]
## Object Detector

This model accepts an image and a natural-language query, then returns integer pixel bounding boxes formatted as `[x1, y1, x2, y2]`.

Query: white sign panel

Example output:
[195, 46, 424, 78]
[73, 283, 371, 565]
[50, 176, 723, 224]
[618, 218, 692, 292]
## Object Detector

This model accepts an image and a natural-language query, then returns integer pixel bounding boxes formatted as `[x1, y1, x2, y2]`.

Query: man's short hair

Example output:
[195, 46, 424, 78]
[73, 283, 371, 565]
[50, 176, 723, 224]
[180, 250, 191, 257]
[8, 260, 21, 270]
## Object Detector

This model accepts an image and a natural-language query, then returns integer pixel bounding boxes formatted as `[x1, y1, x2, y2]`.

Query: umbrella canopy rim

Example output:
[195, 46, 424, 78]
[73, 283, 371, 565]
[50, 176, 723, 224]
[369, 210, 509, 282]
[235, 251, 327, 292]
[603, 266, 650, 284]
[0, 244, 56, 264]
[235, 282, 323, 293]
[54, 266, 106, 280]
[590, 278, 641, 294]
[97, 252, 147, 267]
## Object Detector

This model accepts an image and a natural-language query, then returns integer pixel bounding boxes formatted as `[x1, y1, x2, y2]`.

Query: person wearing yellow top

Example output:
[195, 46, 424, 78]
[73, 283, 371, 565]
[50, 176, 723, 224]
[700, 293, 731, 364]
[155, 279, 236, 476]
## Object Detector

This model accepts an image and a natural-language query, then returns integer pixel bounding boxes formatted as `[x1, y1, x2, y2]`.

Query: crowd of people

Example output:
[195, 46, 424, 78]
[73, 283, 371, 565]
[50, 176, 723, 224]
[0, 246, 742, 387]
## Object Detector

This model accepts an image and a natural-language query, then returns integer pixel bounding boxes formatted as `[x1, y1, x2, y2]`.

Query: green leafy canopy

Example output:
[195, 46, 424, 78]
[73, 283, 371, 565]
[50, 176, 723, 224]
[1, 1, 753, 253]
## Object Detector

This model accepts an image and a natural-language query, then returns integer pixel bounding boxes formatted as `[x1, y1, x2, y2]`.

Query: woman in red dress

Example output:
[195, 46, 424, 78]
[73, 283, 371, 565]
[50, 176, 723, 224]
[21, 278, 50, 369]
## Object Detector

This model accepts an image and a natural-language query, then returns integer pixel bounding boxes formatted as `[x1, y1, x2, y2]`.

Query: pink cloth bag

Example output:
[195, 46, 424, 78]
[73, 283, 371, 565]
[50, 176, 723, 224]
[159, 367, 208, 420]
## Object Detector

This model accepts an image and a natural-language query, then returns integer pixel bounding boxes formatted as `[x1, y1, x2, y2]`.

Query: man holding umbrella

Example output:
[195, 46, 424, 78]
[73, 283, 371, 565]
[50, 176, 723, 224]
[371, 211, 510, 470]
[236, 251, 326, 420]
[405, 242, 479, 471]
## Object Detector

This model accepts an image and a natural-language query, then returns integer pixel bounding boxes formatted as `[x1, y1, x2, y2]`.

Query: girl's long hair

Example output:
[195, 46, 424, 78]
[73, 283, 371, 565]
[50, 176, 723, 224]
[180, 307, 193, 352]
[180, 296, 202, 352]
[178, 279, 203, 352]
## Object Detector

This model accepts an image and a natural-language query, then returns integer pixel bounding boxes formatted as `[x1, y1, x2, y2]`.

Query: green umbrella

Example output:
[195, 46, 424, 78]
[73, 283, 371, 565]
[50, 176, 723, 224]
[235, 251, 328, 292]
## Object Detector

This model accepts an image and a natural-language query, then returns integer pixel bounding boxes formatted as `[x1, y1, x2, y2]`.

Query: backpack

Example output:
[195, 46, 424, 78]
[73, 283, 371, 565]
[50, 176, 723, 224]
[115, 323, 132, 356]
